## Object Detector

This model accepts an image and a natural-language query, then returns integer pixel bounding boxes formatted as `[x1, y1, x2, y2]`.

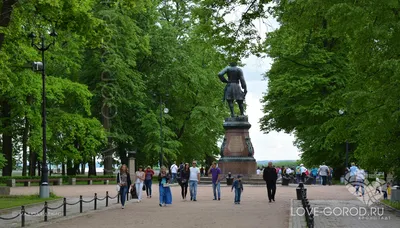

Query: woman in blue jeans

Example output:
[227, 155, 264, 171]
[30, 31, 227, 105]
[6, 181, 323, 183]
[158, 166, 172, 207]
[116, 164, 132, 209]
[144, 166, 154, 198]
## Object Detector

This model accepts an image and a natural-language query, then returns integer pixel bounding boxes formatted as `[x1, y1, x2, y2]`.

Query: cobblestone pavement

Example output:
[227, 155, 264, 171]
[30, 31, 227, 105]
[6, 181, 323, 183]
[291, 199, 400, 228]
[1, 184, 399, 228]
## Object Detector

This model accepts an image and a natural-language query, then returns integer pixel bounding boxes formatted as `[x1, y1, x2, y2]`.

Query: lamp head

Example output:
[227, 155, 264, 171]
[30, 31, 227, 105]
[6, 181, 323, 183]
[28, 32, 36, 39]
[49, 31, 58, 37]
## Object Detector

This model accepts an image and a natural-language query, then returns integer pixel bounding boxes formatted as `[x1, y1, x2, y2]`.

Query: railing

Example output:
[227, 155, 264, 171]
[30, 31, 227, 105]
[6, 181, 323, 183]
[0, 190, 127, 227]
[299, 185, 314, 228]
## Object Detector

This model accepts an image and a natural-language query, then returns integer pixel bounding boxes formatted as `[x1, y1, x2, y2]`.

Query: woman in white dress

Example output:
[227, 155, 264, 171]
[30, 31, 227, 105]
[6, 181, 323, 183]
[135, 166, 145, 202]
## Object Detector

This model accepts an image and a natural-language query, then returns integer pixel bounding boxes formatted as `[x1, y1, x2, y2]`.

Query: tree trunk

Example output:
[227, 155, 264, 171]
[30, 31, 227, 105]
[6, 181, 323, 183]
[1, 101, 13, 176]
[88, 156, 96, 176]
[66, 159, 76, 175]
[0, 0, 18, 50]
[81, 162, 85, 175]
[29, 150, 37, 176]
[61, 162, 65, 176]
[22, 115, 29, 176]
[74, 162, 80, 175]
[37, 160, 41, 176]
[102, 105, 113, 175]
[119, 149, 128, 167]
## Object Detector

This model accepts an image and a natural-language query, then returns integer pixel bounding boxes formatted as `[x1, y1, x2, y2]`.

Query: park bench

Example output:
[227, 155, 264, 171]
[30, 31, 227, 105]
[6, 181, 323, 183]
[6, 178, 62, 187]
[68, 177, 115, 185]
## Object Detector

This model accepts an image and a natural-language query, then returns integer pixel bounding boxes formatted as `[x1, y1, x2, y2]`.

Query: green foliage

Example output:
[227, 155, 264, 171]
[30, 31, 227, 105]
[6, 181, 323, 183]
[259, 0, 400, 178]
[0, 154, 6, 170]
[1, 0, 240, 176]
[381, 200, 400, 210]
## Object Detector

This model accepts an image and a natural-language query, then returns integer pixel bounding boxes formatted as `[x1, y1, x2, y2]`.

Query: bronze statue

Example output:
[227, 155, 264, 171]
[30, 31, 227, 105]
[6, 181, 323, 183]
[218, 62, 247, 117]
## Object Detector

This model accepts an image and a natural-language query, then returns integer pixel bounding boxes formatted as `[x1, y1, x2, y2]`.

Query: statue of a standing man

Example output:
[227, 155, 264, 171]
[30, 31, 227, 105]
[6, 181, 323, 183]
[218, 62, 247, 117]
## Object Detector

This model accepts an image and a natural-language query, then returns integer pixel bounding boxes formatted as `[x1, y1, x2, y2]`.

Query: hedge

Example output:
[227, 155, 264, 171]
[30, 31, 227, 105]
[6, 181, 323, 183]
[0, 175, 116, 184]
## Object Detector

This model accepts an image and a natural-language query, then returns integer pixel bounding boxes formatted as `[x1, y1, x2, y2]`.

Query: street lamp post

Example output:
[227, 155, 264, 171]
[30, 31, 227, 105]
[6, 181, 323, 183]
[157, 94, 169, 168]
[339, 110, 349, 171]
[29, 31, 57, 198]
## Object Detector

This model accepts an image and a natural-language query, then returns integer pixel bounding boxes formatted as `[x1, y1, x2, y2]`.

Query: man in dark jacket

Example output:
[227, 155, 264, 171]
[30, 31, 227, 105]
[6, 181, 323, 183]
[263, 161, 278, 203]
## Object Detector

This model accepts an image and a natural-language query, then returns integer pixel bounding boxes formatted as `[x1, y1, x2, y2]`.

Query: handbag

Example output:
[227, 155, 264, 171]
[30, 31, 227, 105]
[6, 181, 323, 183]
[163, 183, 170, 188]
[142, 184, 146, 191]
[116, 173, 121, 192]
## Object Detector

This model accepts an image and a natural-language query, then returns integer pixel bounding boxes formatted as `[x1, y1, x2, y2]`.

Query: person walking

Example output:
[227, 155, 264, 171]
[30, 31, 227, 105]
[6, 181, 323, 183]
[231, 175, 244, 204]
[311, 167, 318, 185]
[180, 163, 190, 200]
[209, 161, 222, 200]
[144, 166, 154, 198]
[135, 166, 145, 202]
[318, 163, 330, 186]
[170, 161, 178, 184]
[295, 164, 301, 183]
[349, 162, 359, 185]
[189, 160, 200, 201]
[117, 164, 132, 209]
[263, 161, 277, 203]
[355, 168, 365, 197]
[299, 164, 307, 182]
[158, 166, 172, 207]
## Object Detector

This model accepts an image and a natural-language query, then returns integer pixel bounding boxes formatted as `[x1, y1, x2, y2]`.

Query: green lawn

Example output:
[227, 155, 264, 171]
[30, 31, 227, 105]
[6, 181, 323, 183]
[0, 194, 61, 210]
[381, 199, 400, 210]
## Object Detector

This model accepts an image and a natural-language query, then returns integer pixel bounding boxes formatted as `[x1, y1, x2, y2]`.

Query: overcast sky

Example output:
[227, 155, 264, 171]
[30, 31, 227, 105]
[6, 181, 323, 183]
[242, 55, 300, 161]
[225, 6, 300, 161]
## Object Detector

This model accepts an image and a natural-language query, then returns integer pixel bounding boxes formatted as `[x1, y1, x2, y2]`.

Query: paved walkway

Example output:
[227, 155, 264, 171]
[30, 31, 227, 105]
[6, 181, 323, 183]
[0, 184, 399, 228]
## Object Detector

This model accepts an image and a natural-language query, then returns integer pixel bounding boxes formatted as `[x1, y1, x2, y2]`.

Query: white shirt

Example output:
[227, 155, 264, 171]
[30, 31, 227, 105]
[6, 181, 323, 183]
[319, 165, 329, 176]
[171, 164, 178, 174]
[256, 169, 261, 175]
[189, 167, 200, 181]
[357, 169, 365, 181]
[286, 168, 292, 174]
[300, 166, 307, 174]
[135, 171, 144, 183]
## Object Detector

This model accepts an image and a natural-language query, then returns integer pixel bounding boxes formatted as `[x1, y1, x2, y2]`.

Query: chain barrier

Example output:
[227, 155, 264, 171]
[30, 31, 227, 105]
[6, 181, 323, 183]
[0, 191, 120, 227]
[0, 212, 21, 220]
[24, 207, 45, 216]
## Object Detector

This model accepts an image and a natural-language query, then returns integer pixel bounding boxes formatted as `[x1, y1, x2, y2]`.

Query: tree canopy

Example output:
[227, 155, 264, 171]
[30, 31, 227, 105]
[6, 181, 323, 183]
[259, 0, 400, 178]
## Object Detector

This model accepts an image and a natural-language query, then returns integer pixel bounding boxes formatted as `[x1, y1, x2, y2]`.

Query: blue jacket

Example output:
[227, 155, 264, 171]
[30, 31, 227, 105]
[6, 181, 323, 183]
[231, 179, 243, 191]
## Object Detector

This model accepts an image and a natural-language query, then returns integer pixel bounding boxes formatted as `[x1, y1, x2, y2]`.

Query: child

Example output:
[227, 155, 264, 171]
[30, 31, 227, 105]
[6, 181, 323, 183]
[231, 175, 244, 204]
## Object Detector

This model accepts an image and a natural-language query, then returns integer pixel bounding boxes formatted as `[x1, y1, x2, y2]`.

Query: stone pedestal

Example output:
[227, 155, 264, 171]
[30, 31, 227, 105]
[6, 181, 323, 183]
[129, 157, 136, 178]
[218, 116, 257, 177]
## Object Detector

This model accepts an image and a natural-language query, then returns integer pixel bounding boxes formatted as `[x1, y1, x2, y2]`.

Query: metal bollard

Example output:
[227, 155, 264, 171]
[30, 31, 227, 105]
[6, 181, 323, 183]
[94, 193, 97, 210]
[44, 201, 48, 222]
[106, 191, 109, 207]
[80, 195, 83, 213]
[296, 183, 305, 200]
[63, 198, 66, 216]
[21, 206, 25, 227]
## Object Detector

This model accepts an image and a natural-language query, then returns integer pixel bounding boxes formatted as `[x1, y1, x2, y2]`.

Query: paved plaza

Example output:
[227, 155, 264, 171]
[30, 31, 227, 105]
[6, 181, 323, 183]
[1, 184, 399, 228]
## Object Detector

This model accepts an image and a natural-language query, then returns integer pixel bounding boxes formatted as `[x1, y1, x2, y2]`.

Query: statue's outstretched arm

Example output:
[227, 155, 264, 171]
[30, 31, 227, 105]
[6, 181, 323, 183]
[218, 66, 229, 83]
